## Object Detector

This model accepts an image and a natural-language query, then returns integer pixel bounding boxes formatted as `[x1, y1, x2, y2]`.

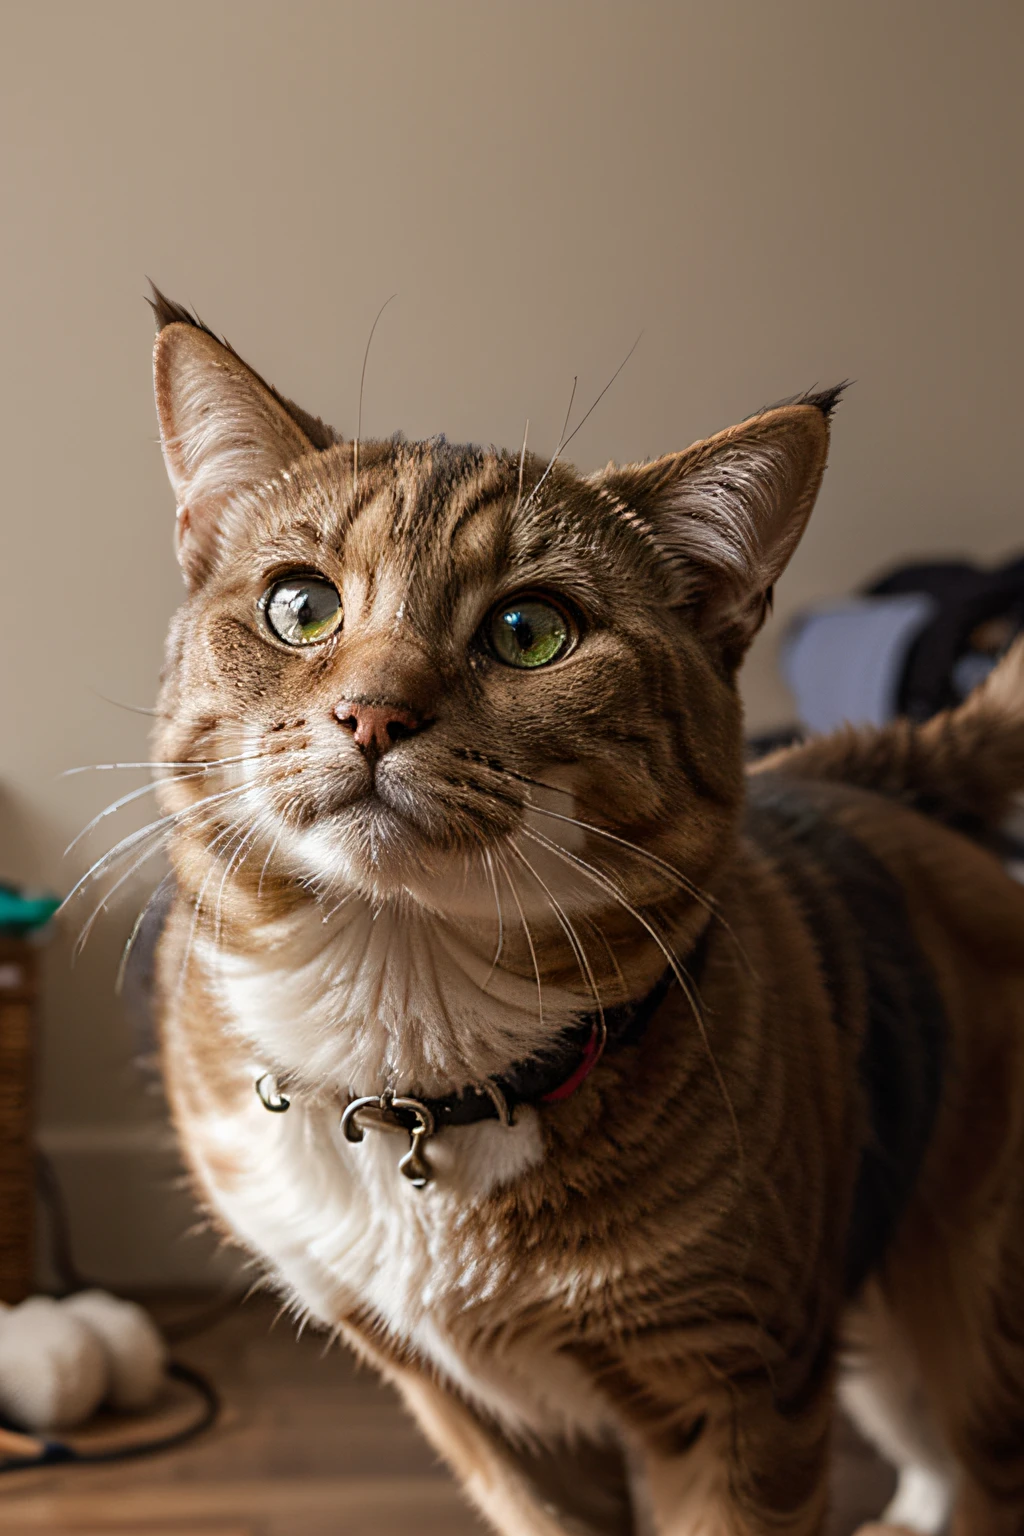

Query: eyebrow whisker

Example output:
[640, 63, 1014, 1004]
[354, 292, 398, 495]
[511, 417, 530, 519]
[522, 332, 642, 511]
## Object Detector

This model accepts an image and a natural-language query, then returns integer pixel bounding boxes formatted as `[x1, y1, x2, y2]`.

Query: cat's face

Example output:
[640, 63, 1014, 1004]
[151, 296, 835, 924]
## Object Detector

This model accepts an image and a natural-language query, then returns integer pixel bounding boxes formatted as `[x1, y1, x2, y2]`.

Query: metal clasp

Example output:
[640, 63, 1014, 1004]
[340, 1090, 436, 1189]
[255, 1073, 291, 1113]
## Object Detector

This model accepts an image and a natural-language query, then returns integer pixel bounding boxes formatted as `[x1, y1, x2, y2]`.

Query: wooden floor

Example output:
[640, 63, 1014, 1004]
[0, 1296, 895, 1535]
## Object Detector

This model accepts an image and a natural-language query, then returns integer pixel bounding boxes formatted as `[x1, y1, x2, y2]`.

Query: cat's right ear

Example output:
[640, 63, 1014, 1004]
[591, 390, 841, 667]
[152, 302, 315, 584]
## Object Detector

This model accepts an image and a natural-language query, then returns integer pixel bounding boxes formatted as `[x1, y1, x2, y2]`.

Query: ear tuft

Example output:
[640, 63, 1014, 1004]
[147, 282, 220, 340]
[800, 381, 849, 419]
[756, 381, 850, 421]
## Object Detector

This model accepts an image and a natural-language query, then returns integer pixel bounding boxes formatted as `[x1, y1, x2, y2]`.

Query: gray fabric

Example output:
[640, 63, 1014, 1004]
[781, 594, 937, 733]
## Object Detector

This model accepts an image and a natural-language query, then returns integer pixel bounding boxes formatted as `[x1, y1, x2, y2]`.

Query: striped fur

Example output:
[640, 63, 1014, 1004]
[146, 300, 1024, 1535]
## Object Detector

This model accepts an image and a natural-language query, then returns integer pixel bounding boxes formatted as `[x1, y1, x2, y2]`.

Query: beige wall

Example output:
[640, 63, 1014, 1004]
[1, 0, 1021, 1284]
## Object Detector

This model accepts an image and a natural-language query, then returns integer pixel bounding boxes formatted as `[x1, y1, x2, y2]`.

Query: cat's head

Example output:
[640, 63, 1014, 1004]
[151, 293, 837, 930]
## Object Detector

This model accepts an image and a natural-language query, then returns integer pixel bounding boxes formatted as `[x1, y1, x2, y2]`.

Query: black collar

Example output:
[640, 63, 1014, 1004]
[255, 961, 680, 1129]
[380, 918, 713, 1138]
[329, 962, 686, 1186]
[396, 962, 679, 1135]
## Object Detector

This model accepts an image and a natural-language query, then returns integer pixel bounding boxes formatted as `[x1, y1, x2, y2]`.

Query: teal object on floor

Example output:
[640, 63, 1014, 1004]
[0, 885, 61, 936]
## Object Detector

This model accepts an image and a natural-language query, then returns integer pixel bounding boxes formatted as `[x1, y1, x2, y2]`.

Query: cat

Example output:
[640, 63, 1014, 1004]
[142, 288, 1024, 1536]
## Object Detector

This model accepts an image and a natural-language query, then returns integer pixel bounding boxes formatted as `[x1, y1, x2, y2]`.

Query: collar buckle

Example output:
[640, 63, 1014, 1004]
[340, 1090, 437, 1189]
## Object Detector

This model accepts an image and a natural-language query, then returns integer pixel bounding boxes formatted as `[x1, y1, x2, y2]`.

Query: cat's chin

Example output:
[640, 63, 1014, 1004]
[281, 797, 482, 909]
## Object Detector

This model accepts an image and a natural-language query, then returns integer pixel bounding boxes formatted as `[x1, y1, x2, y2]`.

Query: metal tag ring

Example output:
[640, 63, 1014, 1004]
[340, 1093, 435, 1142]
[255, 1073, 291, 1113]
[340, 1092, 436, 1188]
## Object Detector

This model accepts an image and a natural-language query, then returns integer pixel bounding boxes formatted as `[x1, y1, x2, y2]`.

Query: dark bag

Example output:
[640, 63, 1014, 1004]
[868, 555, 1024, 721]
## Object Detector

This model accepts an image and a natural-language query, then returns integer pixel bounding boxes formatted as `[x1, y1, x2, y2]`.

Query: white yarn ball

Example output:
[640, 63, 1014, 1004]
[64, 1291, 167, 1412]
[0, 1296, 108, 1432]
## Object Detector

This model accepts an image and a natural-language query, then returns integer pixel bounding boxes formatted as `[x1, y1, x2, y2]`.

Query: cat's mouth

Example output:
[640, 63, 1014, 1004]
[299, 760, 426, 826]
[346, 772, 472, 846]
[274, 754, 519, 899]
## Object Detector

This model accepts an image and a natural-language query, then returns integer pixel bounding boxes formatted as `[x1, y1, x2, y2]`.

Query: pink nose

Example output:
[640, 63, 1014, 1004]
[334, 698, 427, 758]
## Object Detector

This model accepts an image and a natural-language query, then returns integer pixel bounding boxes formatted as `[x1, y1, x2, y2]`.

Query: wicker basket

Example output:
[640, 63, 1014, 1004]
[0, 937, 35, 1303]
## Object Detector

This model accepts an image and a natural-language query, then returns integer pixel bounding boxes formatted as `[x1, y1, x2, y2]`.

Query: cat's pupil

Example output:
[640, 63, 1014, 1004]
[504, 610, 533, 651]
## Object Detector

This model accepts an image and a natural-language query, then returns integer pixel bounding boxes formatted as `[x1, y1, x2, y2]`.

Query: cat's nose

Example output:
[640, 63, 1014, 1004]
[334, 698, 429, 759]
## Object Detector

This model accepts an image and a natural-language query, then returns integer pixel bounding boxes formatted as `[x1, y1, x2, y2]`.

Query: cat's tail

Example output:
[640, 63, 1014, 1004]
[756, 634, 1024, 832]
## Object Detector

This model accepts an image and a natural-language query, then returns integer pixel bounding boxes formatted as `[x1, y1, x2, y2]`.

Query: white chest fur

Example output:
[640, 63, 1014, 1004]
[203, 894, 586, 1101]
[186, 1083, 608, 1441]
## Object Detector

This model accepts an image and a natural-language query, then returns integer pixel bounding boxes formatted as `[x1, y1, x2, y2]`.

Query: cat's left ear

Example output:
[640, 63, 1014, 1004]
[151, 289, 333, 584]
[592, 389, 842, 663]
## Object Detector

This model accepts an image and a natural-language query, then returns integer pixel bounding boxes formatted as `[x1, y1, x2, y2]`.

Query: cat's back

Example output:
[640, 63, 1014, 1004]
[743, 759, 1024, 968]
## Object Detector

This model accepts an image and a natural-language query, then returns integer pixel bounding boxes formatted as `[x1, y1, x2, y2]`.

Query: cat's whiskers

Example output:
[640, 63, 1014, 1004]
[524, 797, 742, 939]
[63, 749, 297, 777]
[511, 418, 529, 520]
[75, 835, 170, 958]
[211, 820, 264, 951]
[455, 748, 751, 968]
[178, 815, 255, 986]
[115, 871, 177, 994]
[578, 910, 628, 1001]
[480, 848, 505, 994]
[73, 788, 259, 956]
[522, 799, 753, 977]
[519, 824, 698, 1004]
[60, 782, 258, 915]
[506, 841, 605, 1031]
[319, 887, 355, 927]
[450, 747, 718, 906]
[353, 292, 397, 496]
[87, 688, 162, 719]
[494, 851, 544, 1032]
[519, 378, 576, 513]
[257, 799, 298, 899]
[476, 756, 725, 919]
[519, 824, 745, 1175]
[297, 870, 332, 906]
[66, 753, 307, 962]
[64, 746, 306, 866]
[65, 767, 215, 857]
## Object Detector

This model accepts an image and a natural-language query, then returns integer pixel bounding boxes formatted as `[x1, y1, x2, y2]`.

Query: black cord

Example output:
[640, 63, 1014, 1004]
[34, 1151, 87, 1295]
[35, 1149, 238, 1339]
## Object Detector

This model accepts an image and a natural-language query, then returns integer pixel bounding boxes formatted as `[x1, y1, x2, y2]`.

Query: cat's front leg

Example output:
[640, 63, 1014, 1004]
[638, 1386, 833, 1536]
[396, 1367, 638, 1536]
[338, 1315, 637, 1535]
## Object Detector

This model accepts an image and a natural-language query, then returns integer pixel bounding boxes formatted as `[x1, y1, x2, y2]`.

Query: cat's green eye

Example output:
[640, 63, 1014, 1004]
[262, 576, 342, 646]
[488, 596, 572, 669]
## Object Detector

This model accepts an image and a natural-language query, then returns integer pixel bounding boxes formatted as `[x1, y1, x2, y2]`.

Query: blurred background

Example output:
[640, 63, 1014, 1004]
[0, 0, 1021, 1527]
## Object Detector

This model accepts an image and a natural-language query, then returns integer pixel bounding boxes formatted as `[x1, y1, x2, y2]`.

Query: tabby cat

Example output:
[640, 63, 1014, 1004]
[143, 290, 1024, 1536]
